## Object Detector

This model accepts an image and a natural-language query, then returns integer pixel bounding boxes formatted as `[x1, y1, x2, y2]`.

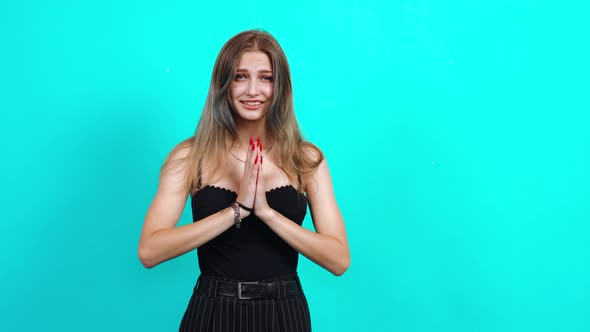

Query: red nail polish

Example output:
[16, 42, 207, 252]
[254, 156, 258, 164]
[251, 143, 255, 151]
[256, 137, 260, 146]
[249, 136, 253, 146]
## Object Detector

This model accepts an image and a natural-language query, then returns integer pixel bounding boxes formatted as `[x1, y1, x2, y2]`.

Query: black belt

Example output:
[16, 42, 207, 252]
[195, 275, 302, 300]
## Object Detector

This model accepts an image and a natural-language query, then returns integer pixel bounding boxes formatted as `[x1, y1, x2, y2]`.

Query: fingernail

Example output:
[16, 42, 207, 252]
[256, 137, 260, 146]
[251, 143, 255, 151]
[249, 136, 253, 146]
[254, 156, 258, 164]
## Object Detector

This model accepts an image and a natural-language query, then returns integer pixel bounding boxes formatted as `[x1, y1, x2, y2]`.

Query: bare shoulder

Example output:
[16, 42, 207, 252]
[300, 141, 330, 197]
[163, 137, 195, 168]
[300, 140, 324, 165]
[159, 136, 195, 194]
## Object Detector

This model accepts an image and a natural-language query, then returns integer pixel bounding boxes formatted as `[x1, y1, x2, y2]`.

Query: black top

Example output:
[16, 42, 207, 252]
[191, 185, 307, 281]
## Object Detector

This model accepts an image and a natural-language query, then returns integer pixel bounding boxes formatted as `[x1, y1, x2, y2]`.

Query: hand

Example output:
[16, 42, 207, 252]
[253, 142, 273, 219]
[235, 136, 260, 218]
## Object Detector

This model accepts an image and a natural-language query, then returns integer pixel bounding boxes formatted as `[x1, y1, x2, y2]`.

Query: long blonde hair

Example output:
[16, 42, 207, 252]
[163, 30, 323, 195]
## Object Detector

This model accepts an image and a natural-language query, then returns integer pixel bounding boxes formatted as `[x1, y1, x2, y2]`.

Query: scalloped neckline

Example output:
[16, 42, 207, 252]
[197, 184, 304, 197]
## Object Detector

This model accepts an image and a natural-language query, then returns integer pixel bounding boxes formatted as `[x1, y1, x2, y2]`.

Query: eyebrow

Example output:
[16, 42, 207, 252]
[236, 68, 273, 74]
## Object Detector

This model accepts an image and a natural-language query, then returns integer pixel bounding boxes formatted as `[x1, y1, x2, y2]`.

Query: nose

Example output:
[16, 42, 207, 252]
[247, 79, 259, 96]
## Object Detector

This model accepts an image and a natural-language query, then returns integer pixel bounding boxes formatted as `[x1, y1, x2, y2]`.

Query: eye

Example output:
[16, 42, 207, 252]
[235, 74, 246, 81]
[262, 76, 273, 82]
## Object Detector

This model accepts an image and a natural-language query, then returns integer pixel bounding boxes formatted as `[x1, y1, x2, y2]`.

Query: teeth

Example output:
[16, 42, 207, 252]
[242, 101, 262, 106]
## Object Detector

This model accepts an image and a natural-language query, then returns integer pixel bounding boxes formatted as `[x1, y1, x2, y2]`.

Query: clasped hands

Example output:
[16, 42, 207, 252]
[235, 136, 272, 220]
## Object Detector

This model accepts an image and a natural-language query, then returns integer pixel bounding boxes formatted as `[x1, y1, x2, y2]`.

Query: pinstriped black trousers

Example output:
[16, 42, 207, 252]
[179, 274, 311, 332]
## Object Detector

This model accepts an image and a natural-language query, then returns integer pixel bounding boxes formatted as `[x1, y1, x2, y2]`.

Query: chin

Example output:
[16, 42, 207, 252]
[234, 107, 270, 123]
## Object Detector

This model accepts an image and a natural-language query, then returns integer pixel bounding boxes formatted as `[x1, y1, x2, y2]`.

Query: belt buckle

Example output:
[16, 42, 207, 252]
[237, 281, 258, 300]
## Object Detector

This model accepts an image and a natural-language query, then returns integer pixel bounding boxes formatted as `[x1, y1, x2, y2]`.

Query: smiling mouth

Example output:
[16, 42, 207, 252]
[240, 101, 263, 106]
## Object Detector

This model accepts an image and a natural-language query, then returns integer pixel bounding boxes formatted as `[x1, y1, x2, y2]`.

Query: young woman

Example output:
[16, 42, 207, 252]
[138, 29, 350, 332]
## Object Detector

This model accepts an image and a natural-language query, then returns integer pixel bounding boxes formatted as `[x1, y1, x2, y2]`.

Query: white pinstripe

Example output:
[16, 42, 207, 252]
[212, 297, 217, 331]
[295, 296, 307, 331]
[292, 297, 299, 332]
[238, 297, 242, 332]
[259, 300, 263, 332]
[197, 295, 206, 331]
[252, 301, 256, 332]
[303, 296, 311, 330]
[188, 296, 202, 331]
[199, 297, 209, 331]
[225, 296, 230, 330]
[281, 301, 287, 331]
[261, 300, 268, 331]
[180, 295, 195, 331]
[290, 297, 300, 332]
[271, 299, 276, 331]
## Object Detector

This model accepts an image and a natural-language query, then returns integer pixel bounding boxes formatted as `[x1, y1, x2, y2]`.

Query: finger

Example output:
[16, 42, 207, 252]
[246, 147, 259, 196]
[251, 146, 260, 177]
[252, 136, 261, 171]
[254, 158, 264, 206]
[245, 135, 255, 164]
[257, 158, 264, 187]
[242, 135, 257, 178]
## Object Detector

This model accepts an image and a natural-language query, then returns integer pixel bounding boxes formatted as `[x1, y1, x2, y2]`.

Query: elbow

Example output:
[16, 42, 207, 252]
[330, 254, 351, 277]
[137, 244, 158, 269]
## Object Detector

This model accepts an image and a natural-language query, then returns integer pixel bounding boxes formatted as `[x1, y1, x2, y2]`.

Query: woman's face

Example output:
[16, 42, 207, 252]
[229, 51, 274, 123]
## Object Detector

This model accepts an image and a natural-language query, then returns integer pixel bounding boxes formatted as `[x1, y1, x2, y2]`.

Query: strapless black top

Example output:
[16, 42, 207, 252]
[191, 185, 307, 281]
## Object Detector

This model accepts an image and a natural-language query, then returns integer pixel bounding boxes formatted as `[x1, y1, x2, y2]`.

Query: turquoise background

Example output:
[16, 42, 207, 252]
[1, 0, 589, 331]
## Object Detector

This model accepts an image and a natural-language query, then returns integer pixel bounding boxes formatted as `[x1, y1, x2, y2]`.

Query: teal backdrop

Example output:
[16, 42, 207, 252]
[1, 0, 589, 331]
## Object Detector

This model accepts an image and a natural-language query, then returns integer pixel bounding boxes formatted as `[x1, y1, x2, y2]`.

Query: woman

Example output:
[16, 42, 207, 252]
[138, 30, 350, 332]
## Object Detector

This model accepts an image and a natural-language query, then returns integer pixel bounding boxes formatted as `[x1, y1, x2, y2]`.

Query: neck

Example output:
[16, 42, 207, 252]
[233, 119, 271, 151]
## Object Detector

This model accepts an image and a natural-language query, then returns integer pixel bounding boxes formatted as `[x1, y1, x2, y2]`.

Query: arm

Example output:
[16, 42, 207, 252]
[137, 145, 254, 269]
[255, 158, 350, 276]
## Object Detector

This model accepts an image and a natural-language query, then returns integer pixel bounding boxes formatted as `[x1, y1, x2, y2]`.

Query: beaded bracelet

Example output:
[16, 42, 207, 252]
[231, 202, 241, 229]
